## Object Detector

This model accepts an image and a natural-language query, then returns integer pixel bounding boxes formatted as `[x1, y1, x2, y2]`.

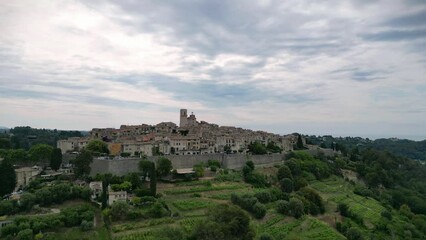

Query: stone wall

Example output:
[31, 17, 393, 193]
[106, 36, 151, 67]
[90, 153, 286, 176]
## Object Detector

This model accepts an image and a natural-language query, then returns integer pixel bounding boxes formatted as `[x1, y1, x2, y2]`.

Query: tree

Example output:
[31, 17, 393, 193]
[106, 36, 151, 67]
[86, 140, 109, 155]
[110, 201, 130, 221]
[246, 161, 255, 171]
[156, 157, 172, 177]
[192, 204, 255, 240]
[0, 138, 11, 149]
[193, 164, 205, 178]
[139, 160, 152, 181]
[124, 172, 142, 190]
[50, 148, 62, 171]
[73, 150, 93, 178]
[248, 142, 267, 155]
[280, 178, 294, 193]
[0, 160, 16, 196]
[16, 229, 33, 240]
[277, 165, 293, 180]
[295, 134, 304, 150]
[28, 144, 53, 164]
[288, 198, 305, 219]
[149, 162, 157, 196]
[4, 149, 29, 164]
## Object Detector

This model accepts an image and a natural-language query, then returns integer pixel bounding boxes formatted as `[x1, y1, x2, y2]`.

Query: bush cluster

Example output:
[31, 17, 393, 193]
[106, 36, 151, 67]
[231, 193, 266, 219]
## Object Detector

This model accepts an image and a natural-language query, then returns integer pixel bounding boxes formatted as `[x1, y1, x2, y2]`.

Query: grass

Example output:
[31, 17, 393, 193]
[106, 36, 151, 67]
[112, 218, 176, 233]
[256, 215, 345, 240]
[163, 182, 247, 195]
[172, 199, 215, 211]
[45, 226, 111, 240]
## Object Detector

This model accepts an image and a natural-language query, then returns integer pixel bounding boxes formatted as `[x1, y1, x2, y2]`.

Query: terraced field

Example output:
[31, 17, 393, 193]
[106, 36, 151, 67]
[112, 177, 360, 240]
[310, 176, 386, 226]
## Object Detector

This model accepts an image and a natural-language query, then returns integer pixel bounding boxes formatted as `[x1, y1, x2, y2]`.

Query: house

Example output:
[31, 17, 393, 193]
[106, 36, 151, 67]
[108, 186, 127, 205]
[15, 166, 41, 191]
[89, 181, 103, 199]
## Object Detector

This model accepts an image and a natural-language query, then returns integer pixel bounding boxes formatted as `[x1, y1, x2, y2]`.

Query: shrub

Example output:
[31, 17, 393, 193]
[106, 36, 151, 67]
[110, 201, 131, 221]
[260, 233, 274, 240]
[280, 178, 294, 193]
[252, 202, 267, 219]
[277, 165, 293, 180]
[254, 191, 272, 203]
[80, 220, 93, 231]
[16, 229, 33, 240]
[293, 177, 308, 191]
[298, 187, 325, 214]
[146, 202, 169, 218]
[338, 203, 350, 217]
[207, 160, 221, 168]
[276, 200, 289, 215]
[231, 193, 266, 219]
[346, 227, 364, 240]
[1, 224, 18, 238]
[381, 210, 392, 220]
[245, 173, 270, 188]
[288, 198, 305, 219]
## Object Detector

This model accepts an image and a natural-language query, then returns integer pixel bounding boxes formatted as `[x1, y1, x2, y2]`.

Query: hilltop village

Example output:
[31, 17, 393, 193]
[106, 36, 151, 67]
[57, 109, 302, 157]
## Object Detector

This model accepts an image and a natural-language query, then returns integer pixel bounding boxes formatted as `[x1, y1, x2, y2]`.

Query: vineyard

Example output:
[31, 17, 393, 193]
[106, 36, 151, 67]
[310, 176, 385, 226]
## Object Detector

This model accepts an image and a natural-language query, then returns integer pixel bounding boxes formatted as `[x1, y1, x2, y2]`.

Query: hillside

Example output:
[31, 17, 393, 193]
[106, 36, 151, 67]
[0, 126, 83, 150]
[306, 135, 426, 161]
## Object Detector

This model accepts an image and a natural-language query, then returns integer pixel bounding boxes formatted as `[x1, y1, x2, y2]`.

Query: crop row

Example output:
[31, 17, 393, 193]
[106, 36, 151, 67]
[164, 184, 245, 195]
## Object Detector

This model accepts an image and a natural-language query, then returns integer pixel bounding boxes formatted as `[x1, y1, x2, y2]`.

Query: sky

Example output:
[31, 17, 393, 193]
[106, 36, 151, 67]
[0, 0, 425, 140]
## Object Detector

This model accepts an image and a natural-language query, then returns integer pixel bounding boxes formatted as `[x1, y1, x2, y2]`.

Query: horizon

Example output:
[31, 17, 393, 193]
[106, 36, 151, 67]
[1, 124, 425, 142]
[1, 1, 425, 140]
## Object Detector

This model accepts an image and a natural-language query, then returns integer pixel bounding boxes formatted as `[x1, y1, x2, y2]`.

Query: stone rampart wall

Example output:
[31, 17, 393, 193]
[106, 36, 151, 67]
[90, 153, 286, 176]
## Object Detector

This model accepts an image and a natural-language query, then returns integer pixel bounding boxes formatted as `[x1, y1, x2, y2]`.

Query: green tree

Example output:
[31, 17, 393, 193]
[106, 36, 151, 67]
[0, 138, 11, 149]
[86, 140, 109, 155]
[73, 150, 93, 178]
[277, 165, 293, 180]
[16, 229, 33, 240]
[0, 160, 16, 196]
[29, 144, 53, 164]
[139, 160, 152, 181]
[50, 148, 62, 171]
[149, 161, 157, 196]
[295, 134, 304, 150]
[280, 178, 294, 193]
[288, 198, 305, 219]
[110, 201, 130, 221]
[156, 157, 172, 177]
[4, 149, 29, 164]
[266, 141, 282, 153]
[248, 142, 267, 155]
[192, 204, 255, 240]
[193, 164, 205, 178]
[124, 172, 142, 190]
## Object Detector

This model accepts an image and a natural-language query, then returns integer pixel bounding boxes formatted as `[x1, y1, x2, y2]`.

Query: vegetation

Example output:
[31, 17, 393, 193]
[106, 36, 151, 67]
[86, 139, 110, 155]
[73, 150, 93, 178]
[1, 131, 425, 240]
[0, 126, 82, 150]
[191, 204, 255, 240]
[0, 159, 16, 196]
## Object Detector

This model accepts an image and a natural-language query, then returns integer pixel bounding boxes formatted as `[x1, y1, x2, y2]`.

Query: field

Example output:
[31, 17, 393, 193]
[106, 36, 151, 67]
[310, 176, 386, 227]
[111, 178, 348, 240]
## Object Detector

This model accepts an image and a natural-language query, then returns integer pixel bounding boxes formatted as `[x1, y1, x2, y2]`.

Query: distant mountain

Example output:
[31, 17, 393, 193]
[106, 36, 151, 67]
[0, 126, 9, 130]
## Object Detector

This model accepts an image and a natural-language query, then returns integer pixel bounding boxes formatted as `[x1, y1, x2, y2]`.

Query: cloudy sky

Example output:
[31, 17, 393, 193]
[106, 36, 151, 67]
[0, 0, 425, 140]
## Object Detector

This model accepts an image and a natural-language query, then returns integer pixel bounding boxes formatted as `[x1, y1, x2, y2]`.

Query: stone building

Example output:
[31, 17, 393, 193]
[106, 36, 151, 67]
[57, 109, 303, 157]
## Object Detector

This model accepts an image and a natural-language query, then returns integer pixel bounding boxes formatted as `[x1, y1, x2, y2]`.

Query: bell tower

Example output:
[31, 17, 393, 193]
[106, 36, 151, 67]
[180, 109, 188, 127]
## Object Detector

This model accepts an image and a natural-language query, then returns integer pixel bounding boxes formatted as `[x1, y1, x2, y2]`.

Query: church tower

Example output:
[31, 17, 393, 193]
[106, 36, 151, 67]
[180, 109, 188, 127]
